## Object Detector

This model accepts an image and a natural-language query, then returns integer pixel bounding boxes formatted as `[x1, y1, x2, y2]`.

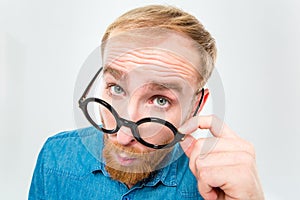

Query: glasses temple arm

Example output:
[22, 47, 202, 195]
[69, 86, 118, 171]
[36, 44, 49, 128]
[78, 67, 103, 103]
[192, 88, 205, 117]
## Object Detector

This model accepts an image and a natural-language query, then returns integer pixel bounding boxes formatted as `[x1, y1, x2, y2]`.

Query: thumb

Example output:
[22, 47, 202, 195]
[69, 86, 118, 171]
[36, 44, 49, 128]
[179, 134, 196, 158]
[178, 118, 198, 158]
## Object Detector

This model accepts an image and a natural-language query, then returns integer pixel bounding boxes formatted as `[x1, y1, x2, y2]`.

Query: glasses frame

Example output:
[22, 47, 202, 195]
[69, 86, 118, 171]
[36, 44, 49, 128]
[78, 67, 204, 149]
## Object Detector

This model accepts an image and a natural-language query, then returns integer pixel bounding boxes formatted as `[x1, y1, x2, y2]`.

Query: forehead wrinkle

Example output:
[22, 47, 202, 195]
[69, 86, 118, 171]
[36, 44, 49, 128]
[105, 48, 200, 79]
[129, 49, 187, 65]
[103, 49, 200, 92]
[122, 49, 196, 74]
[107, 60, 199, 90]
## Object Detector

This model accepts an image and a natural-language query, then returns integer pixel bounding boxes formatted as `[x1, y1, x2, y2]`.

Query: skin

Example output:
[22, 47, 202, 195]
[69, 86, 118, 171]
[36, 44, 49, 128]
[102, 31, 264, 199]
[102, 47, 199, 151]
[179, 116, 264, 200]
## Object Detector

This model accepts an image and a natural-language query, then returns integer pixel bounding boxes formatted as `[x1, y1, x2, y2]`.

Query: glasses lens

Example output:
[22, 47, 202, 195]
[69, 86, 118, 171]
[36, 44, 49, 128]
[86, 101, 117, 131]
[137, 121, 175, 146]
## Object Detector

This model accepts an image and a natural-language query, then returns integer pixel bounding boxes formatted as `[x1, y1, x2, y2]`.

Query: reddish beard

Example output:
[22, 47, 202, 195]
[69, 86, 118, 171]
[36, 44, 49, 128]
[103, 137, 172, 187]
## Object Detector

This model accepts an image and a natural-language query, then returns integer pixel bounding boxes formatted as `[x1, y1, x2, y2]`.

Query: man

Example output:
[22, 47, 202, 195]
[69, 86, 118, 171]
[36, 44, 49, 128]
[29, 5, 264, 200]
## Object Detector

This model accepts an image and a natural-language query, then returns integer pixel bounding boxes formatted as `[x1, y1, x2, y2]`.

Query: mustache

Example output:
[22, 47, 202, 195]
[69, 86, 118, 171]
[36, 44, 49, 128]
[104, 137, 155, 157]
[103, 136, 173, 164]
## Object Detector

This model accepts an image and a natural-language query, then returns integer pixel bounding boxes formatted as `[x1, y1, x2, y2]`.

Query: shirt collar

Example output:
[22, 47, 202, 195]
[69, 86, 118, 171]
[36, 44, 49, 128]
[143, 158, 178, 187]
[143, 144, 184, 187]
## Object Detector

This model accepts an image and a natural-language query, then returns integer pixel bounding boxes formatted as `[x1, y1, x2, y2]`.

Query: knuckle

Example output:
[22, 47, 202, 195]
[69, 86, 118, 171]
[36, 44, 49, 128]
[245, 141, 256, 158]
[210, 114, 218, 120]
[237, 138, 256, 158]
[197, 167, 210, 182]
[242, 152, 256, 166]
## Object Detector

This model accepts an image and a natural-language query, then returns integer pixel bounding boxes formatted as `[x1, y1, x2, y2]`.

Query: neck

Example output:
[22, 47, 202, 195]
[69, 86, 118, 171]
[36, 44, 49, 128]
[126, 183, 134, 189]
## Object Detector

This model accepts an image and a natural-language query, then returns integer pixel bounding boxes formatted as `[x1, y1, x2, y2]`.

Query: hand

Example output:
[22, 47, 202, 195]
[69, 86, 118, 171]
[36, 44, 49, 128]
[179, 115, 264, 200]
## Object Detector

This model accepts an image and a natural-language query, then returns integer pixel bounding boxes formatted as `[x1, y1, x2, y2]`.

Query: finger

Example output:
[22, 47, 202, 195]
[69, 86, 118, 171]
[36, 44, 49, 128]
[179, 115, 238, 139]
[195, 151, 255, 169]
[179, 134, 197, 158]
[190, 137, 255, 157]
[187, 138, 255, 176]
[197, 165, 255, 200]
[197, 180, 218, 200]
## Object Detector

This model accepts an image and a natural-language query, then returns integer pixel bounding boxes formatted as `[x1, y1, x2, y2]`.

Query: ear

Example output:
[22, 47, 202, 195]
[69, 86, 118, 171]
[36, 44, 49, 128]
[192, 88, 210, 116]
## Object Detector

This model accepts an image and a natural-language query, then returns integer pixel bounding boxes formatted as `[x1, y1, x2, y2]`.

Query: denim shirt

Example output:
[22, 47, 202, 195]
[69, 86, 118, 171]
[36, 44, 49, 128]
[29, 127, 204, 200]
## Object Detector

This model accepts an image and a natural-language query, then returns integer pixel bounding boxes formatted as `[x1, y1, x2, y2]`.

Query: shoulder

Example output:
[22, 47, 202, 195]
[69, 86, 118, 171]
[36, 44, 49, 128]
[43, 127, 96, 155]
[44, 126, 100, 149]
[46, 126, 97, 141]
[29, 127, 104, 199]
[39, 126, 102, 174]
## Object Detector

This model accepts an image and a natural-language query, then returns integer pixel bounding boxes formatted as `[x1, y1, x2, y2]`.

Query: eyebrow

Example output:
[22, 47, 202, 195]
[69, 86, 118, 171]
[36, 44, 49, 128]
[146, 82, 183, 94]
[103, 66, 127, 80]
[103, 66, 183, 93]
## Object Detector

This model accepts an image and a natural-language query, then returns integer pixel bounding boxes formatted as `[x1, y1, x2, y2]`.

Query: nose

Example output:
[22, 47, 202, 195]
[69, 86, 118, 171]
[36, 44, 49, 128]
[113, 98, 141, 146]
[116, 126, 136, 146]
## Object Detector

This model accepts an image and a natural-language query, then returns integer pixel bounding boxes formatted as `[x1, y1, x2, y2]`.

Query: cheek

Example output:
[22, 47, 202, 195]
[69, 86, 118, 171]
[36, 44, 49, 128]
[101, 92, 113, 104]
[137, 121, 177, 146]
[165, 106, 187, 127]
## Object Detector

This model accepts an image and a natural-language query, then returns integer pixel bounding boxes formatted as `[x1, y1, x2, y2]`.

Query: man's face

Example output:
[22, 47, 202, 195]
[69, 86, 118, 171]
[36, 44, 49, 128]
[100, 30, 203, 186]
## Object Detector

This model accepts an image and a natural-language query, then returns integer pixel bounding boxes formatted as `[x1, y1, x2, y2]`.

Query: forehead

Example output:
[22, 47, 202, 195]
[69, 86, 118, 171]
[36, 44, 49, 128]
[102, 29, 203, 90]
[103, 28, 201, 65]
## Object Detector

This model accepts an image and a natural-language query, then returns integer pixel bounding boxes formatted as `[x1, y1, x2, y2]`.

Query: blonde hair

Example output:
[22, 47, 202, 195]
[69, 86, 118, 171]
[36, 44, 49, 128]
[102, 5, 217, 84]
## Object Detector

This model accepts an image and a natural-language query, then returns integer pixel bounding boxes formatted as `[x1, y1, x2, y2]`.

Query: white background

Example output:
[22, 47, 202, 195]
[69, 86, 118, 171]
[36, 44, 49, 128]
[1, 0, 300, 199]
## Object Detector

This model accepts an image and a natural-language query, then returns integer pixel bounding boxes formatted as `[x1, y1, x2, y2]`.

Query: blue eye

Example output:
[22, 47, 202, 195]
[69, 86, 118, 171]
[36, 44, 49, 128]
[110, 85, 124, 95]
[153, 97, 170, 107]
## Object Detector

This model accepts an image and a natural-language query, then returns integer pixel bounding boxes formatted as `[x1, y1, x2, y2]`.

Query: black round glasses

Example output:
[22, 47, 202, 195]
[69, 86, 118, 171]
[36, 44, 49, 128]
[78, 67, 204, 149]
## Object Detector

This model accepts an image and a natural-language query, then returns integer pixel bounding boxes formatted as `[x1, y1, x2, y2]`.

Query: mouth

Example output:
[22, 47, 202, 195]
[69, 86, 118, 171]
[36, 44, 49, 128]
[116, 153, 138, 166]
